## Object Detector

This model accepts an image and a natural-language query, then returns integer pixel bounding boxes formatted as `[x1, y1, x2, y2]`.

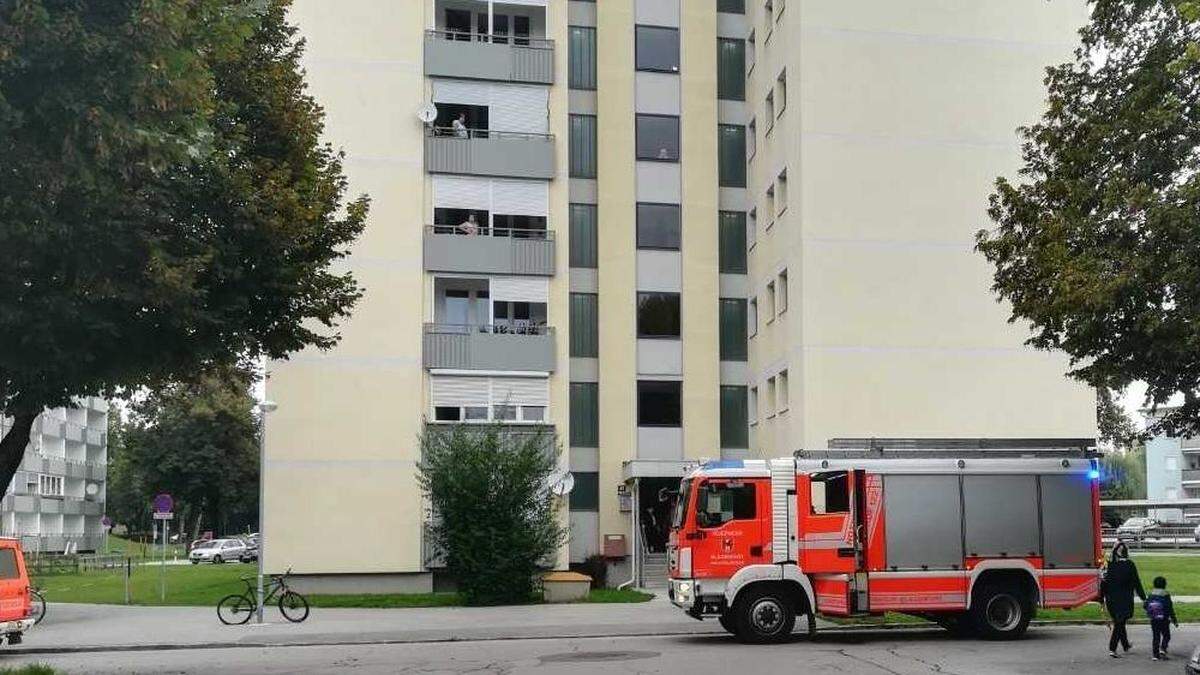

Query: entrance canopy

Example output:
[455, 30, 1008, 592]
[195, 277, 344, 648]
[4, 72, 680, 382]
[621, 459, 696, 482]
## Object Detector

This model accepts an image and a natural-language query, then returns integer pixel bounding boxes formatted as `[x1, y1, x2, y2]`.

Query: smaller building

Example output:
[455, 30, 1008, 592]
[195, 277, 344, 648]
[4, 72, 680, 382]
[0, 398, 109, 553]
[1144, 405, 1200, 521]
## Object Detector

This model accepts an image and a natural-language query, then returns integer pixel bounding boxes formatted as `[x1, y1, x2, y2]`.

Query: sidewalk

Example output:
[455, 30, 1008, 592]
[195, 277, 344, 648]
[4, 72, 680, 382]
[19, 596, 727, 654]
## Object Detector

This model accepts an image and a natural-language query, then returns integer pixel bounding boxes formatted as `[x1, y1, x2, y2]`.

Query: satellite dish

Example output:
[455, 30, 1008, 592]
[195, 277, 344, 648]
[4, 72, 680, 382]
[549, 470, 575, 497]
[417, 103, 438, 124]
[85, 482, 99, 496]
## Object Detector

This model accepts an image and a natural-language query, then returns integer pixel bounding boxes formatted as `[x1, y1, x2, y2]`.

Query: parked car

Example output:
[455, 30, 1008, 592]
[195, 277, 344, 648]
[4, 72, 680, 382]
[188, 538, 214, 552]
[189, 539, 247, 564]
[0, 538, 34, 644]
[1116, 517, 1159, 540]
[1193, 522, 1200, 543]
[239, 543, 258, 563]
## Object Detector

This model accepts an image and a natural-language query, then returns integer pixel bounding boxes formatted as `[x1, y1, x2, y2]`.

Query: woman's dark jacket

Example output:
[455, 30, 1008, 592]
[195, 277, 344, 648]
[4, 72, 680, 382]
[1100, 558, 1146, 621]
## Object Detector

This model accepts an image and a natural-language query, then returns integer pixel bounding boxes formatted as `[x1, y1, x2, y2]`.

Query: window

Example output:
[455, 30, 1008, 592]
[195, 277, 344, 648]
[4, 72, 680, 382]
[777, 369, 789, 411]
[569, 26, 597, 90]
[717, 0, 745, 12]
[749, 386, 759, 425]
[38, 474, 63, 497]
[717, 39, 745, 101]
[719, 298, 748, 361]
[636, 114, 680, 161]
[570, 472, 600, 511]
[569, 114, 597, 178]
[810, 472, 850, 514]
[570, 293, 598, 357]
[570, 382, 599, 447]
[776, 69, 787, 114]
[765, 375, 776, 417]
[718, 125, 747, 187]
[635, 25, 680, 72]
[638, 380, 682, 426]
[720, 386, 750, 448]
[747, 208, 757, 249]
[637, 292, 681, 338]
[765, 281, 776, 320]
[433, 405, 540, 423]
[765, 185, 775, 225]
[697, 481, 756, 527]
[636, 203, 681, 249]
[777, 269, 788, 313]
[748, 297, 758, 337]
[764, 91, 775, 133]
[746, 30, 756, 73]
[0, 550, 18, 580]
[569, 203, 598, 268]
[747, 118, 757, 159]
[718, 211, 747, 273]
[776, 169, 788, 215]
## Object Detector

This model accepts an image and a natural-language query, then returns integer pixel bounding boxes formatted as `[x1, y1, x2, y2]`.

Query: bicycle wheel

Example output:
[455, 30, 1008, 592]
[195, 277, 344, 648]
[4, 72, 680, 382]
[217, 593, 255, 625]
[30, 590, 45, 625]
[278, 591, 309, 623]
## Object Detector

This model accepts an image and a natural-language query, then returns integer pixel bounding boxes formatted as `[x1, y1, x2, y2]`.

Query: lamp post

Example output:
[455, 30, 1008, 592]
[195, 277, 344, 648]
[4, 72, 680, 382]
[255, 399, 277, 624]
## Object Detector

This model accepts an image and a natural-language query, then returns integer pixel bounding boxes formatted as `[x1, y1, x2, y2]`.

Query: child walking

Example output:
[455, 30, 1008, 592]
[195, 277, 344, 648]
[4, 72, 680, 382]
[1145, 576, 1179, 661]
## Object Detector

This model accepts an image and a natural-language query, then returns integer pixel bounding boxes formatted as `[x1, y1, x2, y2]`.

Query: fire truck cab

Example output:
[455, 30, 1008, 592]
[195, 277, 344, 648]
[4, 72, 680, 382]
[667, 441, 1102, 643]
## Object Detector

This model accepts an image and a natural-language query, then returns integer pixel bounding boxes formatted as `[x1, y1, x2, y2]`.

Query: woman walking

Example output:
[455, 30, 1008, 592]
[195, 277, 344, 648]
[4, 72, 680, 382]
[1100, 542, 1146, 658]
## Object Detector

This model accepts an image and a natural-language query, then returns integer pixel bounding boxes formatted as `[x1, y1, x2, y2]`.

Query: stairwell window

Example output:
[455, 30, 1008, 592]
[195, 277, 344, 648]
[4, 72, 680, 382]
[569, 26, 597, 90]
[636, 114, 681, 162]
[635, 25, 680, 73]
[637, 292, 682, 338]
[776, 169, 788, 216]
[777, 369, 789, 413]
[637, 380, 682, 427]
[717, 38, 746, 101]
[569, 114, 598, 178]
[765, 280, 776, 323]
[777, 269, 788, 313]
[765, 376, 777, 419]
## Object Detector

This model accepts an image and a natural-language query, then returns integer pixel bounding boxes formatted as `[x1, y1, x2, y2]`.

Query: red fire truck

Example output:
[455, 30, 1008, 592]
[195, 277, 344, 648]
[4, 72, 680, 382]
[667, 440, 1102, 643]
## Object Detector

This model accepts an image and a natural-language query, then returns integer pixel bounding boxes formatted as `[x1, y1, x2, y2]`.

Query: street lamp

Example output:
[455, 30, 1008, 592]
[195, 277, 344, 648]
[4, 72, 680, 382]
[255, 399, 277, 624]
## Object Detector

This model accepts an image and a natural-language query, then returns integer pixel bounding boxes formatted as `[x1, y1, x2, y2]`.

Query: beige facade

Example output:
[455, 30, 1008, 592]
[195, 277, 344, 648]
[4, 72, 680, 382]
[265, 0, 1095, 591]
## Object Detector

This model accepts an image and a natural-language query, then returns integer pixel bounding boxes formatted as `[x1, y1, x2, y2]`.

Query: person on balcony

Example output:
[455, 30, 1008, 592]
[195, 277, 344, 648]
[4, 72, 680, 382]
[452, 112, 469, 139]
[457, 213, 479, 236]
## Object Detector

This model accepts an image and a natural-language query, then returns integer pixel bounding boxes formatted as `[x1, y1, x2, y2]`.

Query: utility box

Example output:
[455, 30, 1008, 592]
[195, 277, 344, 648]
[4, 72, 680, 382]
[603, 534, 626, 558]
[542, 571, 591, 603]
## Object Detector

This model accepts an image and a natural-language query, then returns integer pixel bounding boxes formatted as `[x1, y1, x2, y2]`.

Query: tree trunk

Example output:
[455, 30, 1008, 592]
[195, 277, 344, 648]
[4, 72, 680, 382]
[0, 413, 37, 496]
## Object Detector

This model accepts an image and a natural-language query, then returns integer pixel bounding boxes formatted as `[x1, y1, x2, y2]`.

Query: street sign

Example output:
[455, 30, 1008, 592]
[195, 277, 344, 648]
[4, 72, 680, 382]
[152, 512, 174, 520]
[153, 493, 173, 514]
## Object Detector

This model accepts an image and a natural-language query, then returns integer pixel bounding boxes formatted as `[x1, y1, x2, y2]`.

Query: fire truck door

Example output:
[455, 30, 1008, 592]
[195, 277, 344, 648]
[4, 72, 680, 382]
[689, 479, 770, 579]
[801, 471, 857, 575]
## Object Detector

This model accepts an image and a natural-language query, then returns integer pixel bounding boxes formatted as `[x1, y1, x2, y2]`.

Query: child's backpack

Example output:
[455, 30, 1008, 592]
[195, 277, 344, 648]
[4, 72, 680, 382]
[1146, 596, 1167, 621]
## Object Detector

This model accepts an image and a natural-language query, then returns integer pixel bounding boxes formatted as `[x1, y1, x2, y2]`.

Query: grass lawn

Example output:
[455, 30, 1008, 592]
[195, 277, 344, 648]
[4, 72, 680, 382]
[33, 562, 653, 608]
[102, 533, 187, 560]
[1130, 554, 1200, 595]
[0, 666, 57, 675]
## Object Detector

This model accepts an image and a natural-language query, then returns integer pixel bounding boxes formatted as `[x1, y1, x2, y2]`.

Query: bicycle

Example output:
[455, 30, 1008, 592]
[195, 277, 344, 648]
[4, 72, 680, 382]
[29, 586, 45, 625]
[216, 568, 309, 625]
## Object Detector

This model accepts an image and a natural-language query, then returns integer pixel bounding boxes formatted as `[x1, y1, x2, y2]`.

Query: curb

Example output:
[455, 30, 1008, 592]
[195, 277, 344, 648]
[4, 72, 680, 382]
[7, 620, 1156, 656]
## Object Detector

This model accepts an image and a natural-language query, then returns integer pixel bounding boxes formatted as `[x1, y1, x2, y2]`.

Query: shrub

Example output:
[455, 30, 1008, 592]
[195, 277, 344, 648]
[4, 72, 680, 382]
[571, 554, 609, 589]
[418, 424, 567, 606]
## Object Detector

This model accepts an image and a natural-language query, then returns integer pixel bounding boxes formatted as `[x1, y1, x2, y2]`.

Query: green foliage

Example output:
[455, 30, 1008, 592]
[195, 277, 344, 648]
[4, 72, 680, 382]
[1096, 388, 1144, 449]
[418, 424, 567, 606]
[0, 1, 366, 489]
[976, 1, 1200, 438]
[108, 366, 259, 536]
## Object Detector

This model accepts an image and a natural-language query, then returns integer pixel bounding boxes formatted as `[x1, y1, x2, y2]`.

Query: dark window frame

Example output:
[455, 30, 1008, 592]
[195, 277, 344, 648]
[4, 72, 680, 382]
[568, 25, 597, 90]
[718, 124, 747, 187]
[635, 25, 681, 73]
[636, 202, 682, 250]
[637, 380, 683, 427]
[636, 113, 681, 162]
[636, 291, 682, 339]
[569, 114, 598, 178]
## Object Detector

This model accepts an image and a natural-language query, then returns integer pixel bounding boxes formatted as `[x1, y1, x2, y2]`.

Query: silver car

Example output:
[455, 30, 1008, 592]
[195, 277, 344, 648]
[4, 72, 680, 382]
[189, 538, 247, 564]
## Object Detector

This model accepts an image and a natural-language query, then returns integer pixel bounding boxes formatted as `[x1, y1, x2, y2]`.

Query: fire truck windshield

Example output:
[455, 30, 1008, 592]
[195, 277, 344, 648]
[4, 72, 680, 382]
[670, 479, 691, 528]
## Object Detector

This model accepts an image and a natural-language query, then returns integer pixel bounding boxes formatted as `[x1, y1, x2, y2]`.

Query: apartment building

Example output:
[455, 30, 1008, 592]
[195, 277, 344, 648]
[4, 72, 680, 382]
[1144, 406, 1200, 521]
[265, 0, 1095, 592]
[0, 398, 109, 554]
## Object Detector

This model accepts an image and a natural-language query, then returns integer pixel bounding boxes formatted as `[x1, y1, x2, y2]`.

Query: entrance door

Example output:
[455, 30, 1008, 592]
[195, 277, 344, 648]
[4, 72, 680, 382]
[690, 478, 770, 579]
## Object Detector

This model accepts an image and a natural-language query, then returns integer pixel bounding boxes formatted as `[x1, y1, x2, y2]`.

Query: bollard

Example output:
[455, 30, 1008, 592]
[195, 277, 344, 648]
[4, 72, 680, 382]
[124, 557, 131, 605]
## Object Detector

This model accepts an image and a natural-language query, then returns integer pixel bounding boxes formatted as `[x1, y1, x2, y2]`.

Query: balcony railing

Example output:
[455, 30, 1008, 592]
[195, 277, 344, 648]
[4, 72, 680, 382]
[424, 29, 554, 84]
[1182, 468, 1200, 483]
[424, 225, 555, 276]
[425, 127, 556, 179]
[423, 323, 556, 372]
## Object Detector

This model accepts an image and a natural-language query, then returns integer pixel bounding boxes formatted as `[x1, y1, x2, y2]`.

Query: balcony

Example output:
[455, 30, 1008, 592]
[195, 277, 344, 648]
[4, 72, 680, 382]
[64, 423, 83, 442]
[1182, 469, 1200, 483]
[425, 128, 555, 180]
[424, 29, 554, 84]
[423, 323, 556, 372]
[424, 225, 555, 276]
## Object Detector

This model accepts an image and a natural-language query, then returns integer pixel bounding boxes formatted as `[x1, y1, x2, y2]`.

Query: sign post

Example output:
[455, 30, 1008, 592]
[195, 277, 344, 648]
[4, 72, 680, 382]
[101, 516, 112, 555]
[152, 494, 174, 602]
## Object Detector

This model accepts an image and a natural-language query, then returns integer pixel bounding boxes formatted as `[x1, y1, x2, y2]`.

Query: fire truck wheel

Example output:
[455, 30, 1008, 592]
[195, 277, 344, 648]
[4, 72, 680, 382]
[718, 613, 737, 635]
[733, 586, 796, 644]
[970, 584, 1032, 640]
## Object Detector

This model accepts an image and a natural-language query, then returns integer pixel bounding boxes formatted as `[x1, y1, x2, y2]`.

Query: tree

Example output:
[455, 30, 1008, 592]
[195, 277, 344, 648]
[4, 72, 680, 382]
[1099, 444, 1147, 526]
[1097, 388, 1144, 450]
[109, 367, 259, 537]
[976, 0, 1200, 438]
[0, 1, 367, 493]
[418, 425, 567, 605]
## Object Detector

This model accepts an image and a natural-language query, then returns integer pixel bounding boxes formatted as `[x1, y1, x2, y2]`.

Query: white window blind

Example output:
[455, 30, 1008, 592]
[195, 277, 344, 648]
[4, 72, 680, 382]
[491, 179, 547, 215]
[430, 376, 490, 407]
[490, 276, 548, 303]
[491, 377, 549, 407]
[433, 176, 490, 211]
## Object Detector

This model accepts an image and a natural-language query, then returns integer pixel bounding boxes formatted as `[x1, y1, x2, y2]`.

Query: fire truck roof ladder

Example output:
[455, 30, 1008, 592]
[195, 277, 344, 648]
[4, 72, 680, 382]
[796, 437, 1099, 459]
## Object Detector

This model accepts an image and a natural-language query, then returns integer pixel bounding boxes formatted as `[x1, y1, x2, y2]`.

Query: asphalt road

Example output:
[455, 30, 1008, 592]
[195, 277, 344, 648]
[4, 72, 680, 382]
[5, 624, 1193, 674]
